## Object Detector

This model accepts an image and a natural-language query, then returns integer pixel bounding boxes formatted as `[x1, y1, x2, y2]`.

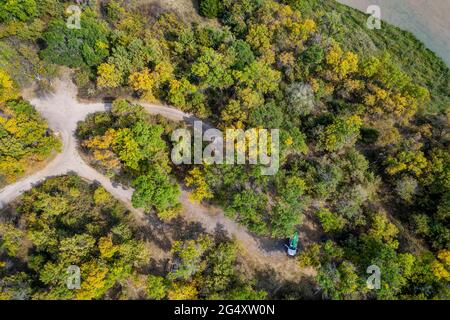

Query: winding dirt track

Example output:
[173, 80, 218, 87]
[0, 77, 315, 282]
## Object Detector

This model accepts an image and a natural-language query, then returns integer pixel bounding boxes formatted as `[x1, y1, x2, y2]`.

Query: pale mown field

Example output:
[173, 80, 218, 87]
[337, 0, 450, 66]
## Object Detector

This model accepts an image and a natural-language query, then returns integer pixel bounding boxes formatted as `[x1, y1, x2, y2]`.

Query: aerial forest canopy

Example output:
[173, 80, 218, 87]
[0, 0, 448, 300]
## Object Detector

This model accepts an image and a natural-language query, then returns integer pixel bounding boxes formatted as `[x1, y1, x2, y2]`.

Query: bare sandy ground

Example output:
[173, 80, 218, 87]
[337, 0, 450, 66]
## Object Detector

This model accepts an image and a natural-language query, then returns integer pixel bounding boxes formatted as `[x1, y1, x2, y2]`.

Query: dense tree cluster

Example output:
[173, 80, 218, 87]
[0, 79, 60, 186]
[77, 100, 180, 220]
[148, 234, 266, 300]
[0, 0, 448, 300]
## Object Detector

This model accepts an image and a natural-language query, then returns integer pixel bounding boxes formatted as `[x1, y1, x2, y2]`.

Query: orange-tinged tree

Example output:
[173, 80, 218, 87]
[167, 281, 198, 300]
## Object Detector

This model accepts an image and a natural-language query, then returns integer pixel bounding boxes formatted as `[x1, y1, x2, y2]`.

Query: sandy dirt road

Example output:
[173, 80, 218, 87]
[0, 76, 315, 283]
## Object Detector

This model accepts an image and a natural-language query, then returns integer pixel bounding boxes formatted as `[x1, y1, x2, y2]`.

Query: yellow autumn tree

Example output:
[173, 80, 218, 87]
[168, 78, 197, 110]
[185, 167, 213, 203]
[385, 150, 428, 177]
[320, 115, 363, 152]
[97, 63, 122, 88]
[236, 87, 264, 110]
[157, 205, 182, 222]
[438, 250, 450, 265]
[246, 24, 273, 55]
[368, 213, 399, 249]
[129, 62, 174, 102]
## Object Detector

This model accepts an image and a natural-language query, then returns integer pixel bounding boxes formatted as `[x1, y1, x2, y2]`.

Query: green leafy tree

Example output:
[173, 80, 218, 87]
[0, 223, 25, 257]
